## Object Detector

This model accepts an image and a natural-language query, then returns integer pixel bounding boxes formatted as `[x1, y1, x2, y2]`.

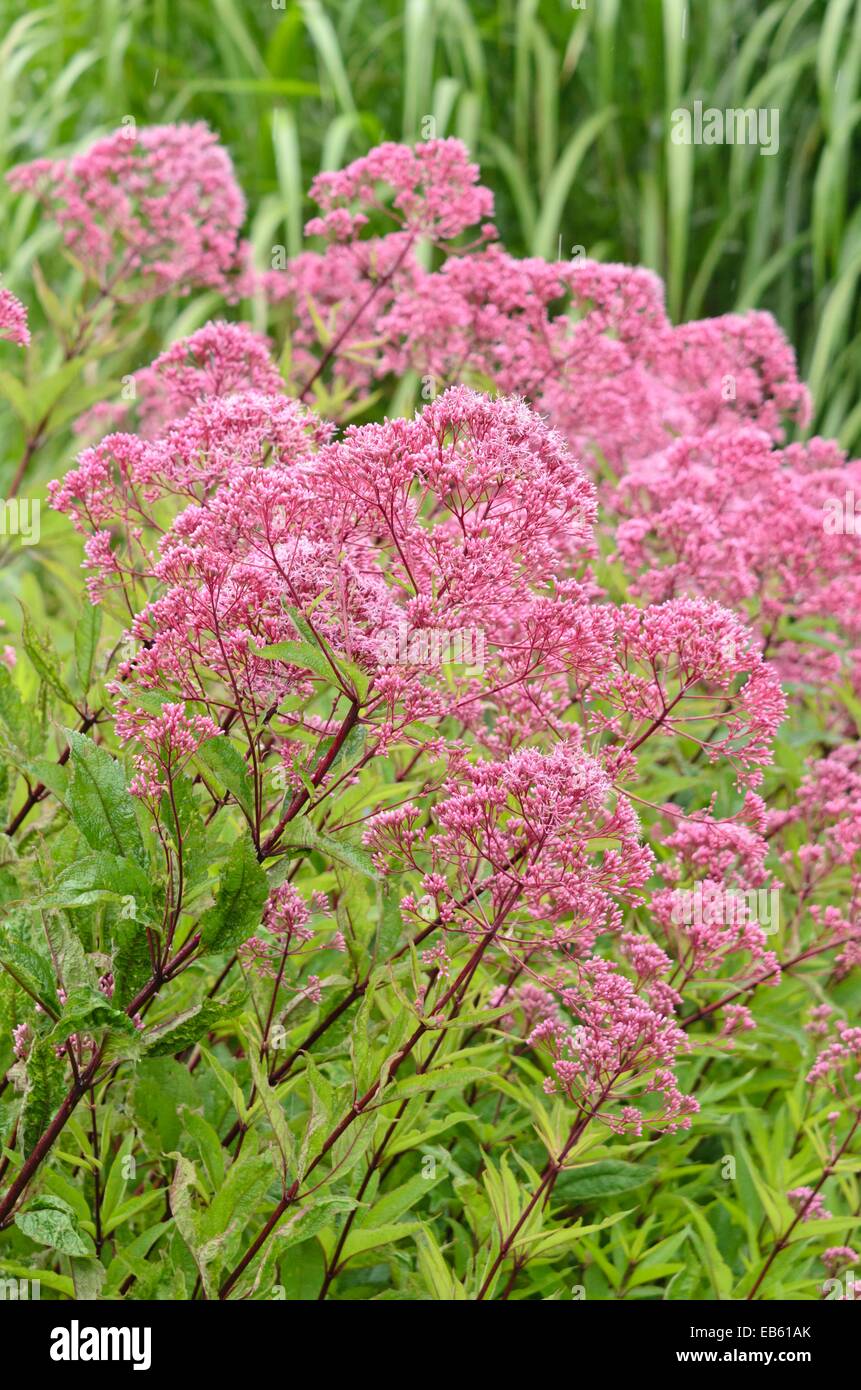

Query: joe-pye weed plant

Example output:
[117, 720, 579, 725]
[0, 119, 858, 1302]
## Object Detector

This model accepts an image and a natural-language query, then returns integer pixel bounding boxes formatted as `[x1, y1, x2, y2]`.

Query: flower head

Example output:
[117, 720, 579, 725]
[9, 123, 246, 301]
[0, 287, 29, 346]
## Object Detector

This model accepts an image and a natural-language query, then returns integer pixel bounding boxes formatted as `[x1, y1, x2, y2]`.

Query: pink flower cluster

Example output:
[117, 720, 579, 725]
[115, 701, 221, 804]
[51, 368, 332, 605]
[0, 287, 29, 346]
[787, 1187, 832, 1222]
[368, 742, 653, 953]
[281, 139, 493, 395]
[8, 124, 248, 302]
[75, 320, 286, 440]
[806, 1021, 861, 1094]
[306, 139, 494, 243]
[529, 957, 698, 1135]
[48, 321, 790, 1134]
[239, 884, 335, 993]
[822, 1246, 858, 1275]
[248, 139, 861, 710]
[615, 430, 861, 686]
[30, 127, 861, 1141]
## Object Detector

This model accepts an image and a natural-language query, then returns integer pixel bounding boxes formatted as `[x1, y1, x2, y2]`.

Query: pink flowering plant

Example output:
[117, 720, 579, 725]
[0, 124, 859, 1304]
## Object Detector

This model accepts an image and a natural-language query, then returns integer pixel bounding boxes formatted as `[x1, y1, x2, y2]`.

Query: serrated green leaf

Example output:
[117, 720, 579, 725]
[15, 1196, 92, 1257]
[20, 1039, 66, 1156]
[49, 984, 137, 1048]
[40, 851, 153, 912]
[65, 732, 146, 865]
[142, 999, 239, 1057]
[0, 933, 60, 1013]
[199, 833, 268, 954]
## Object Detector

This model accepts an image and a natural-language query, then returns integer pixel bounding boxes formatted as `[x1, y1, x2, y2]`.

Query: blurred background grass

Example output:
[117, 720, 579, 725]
[1, 0, 860, 443]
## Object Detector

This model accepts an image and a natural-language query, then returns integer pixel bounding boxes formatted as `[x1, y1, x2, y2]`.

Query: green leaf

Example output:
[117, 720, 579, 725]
[0, 1259, 74, 1298]
[142, 999, 239, 1057]
[514, 1207, 633, 1257]
[298, 1055, 337, 1177]
[199, 1151, 273, 1246]
[683, 1199, 734, 1299]
[251, 638, 344, 688]
[199, 833, 268, 954]
[0, 664, 39, 755]
[31, 259, 73, 333]
[248, 1045, 296, 1178]
[0, 370, 34, 425]
[786, 1214, 861, 1240]
[40, 910, 93, 993]
[101, 1132, 135, 1227]
[254, 626, 368, 702]
[199, 1045, 250, 1126]
[65, 732, 146, 865]
[20, 1039, 66, 1157]
[374, 880, 403, 960]
[355, 1170, 444, 1229]
[27, 758, 70, 801]
[339, 1220, 423, 1261]
[15, 1196, 92, 1257]
[73, 604, 102, 697]
[20, 608, 77, 707]
[277, 1205, 353, 1271]
[102, 1223, 168, 1297]
[0, 935, 60, 1013]
[167, 1154, 210, 1292]
[279, 815, 377, 879]
[383, 1065, 491, 1103]
[23, 359, 86, 428]
[102, 1189, 166, 1236]
[70, 1256, 106, 1301]
[133, 1058, 199, 1153]
[415, 1227, 469, 1300]
[349, 989, 373, 1091]
[180, 1108, 225, 1193]
[40, 851, 153, 912]
[159, 771, 212, 890]
[48, 985, 138, 1048]
[274, 1228, 325, 1295]
[553, 1160, 656, 1203]
[112, 915, 153, 1009]
[196, 737, 255, 821]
